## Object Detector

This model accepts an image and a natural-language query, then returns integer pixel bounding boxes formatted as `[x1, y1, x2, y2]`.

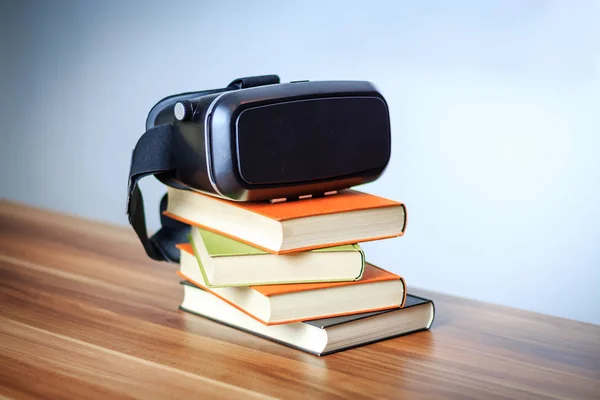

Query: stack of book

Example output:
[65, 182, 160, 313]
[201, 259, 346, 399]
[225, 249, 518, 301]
[165, 186, 435, 356]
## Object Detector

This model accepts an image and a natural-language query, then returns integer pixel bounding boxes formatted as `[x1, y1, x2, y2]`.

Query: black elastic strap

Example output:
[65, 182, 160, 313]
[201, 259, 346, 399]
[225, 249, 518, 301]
[127, 123, 189, 262]
[228, 75, 280, 89]
[127, 74, 280, 263]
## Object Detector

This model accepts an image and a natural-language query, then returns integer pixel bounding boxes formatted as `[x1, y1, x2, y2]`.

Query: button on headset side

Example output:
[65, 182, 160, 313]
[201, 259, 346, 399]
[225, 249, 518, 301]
[174, 100, 193, 121]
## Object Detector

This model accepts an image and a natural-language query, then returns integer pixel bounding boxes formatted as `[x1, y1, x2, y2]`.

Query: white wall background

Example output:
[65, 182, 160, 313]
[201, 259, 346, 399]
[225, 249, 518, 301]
[1, 0, 599, 324]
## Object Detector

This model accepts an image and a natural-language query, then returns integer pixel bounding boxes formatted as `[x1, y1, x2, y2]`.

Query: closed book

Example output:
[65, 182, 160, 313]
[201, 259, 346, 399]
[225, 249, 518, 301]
[177, 243, 406, 325]
[180, 282, 435, 356]
[164, 188, 406, 254]
[188, 227, 364, 287]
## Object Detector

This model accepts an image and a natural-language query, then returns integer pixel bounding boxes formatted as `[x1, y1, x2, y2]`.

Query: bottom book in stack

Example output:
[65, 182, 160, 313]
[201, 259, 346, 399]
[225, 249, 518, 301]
[180, 281, 434, 356]
[176, 241, 435, 356]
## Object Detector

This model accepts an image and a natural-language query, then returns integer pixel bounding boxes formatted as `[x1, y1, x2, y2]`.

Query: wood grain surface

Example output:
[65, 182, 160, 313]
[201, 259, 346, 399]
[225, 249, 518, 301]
[1, 200, 599, 399]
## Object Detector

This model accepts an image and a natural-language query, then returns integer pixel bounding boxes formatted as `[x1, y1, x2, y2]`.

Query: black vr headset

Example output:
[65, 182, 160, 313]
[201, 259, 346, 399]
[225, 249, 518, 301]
[128, 75, 391, 262]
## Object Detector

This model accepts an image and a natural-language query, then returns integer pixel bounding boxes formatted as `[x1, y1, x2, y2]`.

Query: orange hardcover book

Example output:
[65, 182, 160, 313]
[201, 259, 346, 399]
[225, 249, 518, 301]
[165, 187, 407, 254]
[177, 243, 406, 325]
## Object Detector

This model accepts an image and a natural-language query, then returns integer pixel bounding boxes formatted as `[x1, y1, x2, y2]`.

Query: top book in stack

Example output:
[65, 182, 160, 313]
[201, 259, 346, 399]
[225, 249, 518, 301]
[164, 187, 407, 254]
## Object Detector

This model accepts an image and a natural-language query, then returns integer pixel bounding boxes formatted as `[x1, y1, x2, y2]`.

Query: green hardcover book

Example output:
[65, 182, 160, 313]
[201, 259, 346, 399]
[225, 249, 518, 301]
[187, 226, 365, 287]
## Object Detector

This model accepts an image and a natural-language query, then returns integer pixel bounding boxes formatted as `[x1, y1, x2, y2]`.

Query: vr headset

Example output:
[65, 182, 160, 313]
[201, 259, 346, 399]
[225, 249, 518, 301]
[128, 75, 391, 262]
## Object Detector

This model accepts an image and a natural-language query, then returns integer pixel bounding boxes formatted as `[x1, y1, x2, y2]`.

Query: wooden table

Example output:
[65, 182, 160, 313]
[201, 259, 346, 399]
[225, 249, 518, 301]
[1, 200, 599, 399]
